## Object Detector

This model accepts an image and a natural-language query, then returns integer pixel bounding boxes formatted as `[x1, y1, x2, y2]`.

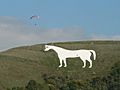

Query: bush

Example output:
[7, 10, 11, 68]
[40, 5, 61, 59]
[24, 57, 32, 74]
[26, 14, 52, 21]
[25, 80, 43, 90]
[8, 61, 120, 90]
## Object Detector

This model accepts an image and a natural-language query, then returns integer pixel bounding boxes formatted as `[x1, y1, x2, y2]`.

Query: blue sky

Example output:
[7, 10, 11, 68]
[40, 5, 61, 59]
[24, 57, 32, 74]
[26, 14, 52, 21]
[0, 0, 120, 50]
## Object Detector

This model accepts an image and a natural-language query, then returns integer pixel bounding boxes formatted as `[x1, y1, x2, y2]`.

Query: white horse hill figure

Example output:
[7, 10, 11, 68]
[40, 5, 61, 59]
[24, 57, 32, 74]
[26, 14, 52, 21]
[44, 45, 96, 68]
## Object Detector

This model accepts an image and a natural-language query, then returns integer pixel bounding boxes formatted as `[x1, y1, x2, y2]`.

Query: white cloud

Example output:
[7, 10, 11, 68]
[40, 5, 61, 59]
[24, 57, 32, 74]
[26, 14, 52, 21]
[0, 16, 85, 51]
[0, 16, 119, 51]
[91, 34, 120, 40]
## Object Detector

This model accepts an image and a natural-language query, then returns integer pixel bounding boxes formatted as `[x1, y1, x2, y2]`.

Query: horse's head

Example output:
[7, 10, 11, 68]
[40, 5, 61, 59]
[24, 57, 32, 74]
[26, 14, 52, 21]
[44, 45, 51, 51]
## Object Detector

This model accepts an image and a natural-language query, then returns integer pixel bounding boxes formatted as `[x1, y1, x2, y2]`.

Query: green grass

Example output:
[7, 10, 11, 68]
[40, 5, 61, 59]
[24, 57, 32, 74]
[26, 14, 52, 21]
[0, 41, 120, 89]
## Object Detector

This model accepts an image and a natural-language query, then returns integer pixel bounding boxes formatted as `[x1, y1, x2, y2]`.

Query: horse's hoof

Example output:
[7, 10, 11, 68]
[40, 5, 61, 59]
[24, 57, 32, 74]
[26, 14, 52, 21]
[59, 65, 62, 67]
[89, 66, 92, 68]
[82, 66, 85, 68]
[64, 66, 67, 67]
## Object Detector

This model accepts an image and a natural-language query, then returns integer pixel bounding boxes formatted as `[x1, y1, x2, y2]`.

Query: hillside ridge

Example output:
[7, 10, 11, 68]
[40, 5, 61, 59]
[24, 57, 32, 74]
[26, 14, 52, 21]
[0, 41, 119, 89]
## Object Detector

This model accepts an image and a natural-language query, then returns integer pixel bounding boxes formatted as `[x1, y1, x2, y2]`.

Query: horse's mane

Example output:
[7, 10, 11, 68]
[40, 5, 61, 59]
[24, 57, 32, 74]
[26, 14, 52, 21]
[49, 45, 67, 50]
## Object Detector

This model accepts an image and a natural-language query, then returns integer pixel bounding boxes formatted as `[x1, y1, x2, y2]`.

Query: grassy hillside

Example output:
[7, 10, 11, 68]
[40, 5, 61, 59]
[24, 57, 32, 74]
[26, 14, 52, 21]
[0, 41, 120, 89]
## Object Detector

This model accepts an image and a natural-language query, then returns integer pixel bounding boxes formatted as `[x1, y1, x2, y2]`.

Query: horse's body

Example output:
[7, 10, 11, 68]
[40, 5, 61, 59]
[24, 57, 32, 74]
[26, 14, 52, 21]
[44, 45, 96, 68]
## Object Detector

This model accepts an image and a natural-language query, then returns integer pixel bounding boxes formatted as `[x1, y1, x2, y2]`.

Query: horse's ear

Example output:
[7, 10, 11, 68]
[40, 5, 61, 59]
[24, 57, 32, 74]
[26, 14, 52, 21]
[45, 45, 48, 47]
[51, 42, 54, 46]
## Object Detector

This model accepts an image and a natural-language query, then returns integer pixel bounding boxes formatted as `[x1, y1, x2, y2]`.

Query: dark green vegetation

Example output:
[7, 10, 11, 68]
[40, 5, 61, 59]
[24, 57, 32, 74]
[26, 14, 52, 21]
[0, 41, 119, 90]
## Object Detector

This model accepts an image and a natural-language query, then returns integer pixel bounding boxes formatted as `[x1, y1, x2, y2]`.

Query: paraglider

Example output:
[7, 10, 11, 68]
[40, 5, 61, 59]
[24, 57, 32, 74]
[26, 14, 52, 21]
[30, 15, 39, 19]
[30, 15, 40, 26]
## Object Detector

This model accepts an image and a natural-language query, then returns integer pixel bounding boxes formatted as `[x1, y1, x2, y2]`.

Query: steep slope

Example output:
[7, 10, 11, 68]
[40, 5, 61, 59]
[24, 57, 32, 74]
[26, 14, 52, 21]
[0, 41, 120, 89]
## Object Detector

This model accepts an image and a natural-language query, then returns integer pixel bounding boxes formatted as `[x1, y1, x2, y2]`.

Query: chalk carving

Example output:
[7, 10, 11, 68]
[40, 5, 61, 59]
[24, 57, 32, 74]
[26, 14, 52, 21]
[44, 45, 96, 68]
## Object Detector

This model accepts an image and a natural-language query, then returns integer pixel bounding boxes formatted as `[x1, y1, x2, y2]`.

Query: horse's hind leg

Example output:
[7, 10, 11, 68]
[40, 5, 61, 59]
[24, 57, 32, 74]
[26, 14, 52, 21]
[87, 59, 92, 68]
[81, 59, 86, 68]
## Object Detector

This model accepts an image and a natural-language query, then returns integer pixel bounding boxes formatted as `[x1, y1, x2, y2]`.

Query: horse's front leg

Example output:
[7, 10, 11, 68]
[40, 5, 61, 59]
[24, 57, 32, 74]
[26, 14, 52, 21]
[58, 58, 63, 67]
[63, 58, 67, 67]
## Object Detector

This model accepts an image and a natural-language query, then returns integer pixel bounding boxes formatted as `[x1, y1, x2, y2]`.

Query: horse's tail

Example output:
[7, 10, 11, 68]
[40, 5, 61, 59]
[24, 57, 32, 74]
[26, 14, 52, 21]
[89, 50, 96, 60]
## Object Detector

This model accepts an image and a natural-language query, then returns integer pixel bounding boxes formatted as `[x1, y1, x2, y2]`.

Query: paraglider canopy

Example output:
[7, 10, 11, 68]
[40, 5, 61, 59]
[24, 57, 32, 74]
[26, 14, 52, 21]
[30, 15, 39, 19]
